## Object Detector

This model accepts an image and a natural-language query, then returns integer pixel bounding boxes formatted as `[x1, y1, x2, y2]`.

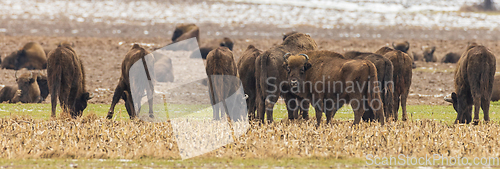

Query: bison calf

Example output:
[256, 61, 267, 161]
[107, 44, 155, 120]
[449, 43, 495, 124]
[47, 44, 92, 118]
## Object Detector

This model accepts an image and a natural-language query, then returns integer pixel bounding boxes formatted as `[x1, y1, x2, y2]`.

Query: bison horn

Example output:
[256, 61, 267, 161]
[444, 98, 453, 103]
[15, 71, 18, 79]
[89, 93, 94, 99]
[29, 72, 33, 79]
[283, 53, 291, 62]
[392, 42, 396, 48]
[299, 54, 309, 62]
[244, 94, 249, 100]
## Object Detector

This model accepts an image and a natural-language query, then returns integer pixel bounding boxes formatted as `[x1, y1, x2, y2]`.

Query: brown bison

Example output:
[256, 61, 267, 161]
[237, 45, 262, 120]
[492, 74, 500, 102]
[205, 47, 239, 120]
[282, 31, 298, 41]
[344, 51, 394, 121]
[196, 37, 234, 59]
[441, 52, 461, 63]
[107, 44, 155, 120]
[172, 23, 200, 43]
[0, 86, 20, 103]
[448, 43, 495, 124]
[47, 44, 92, 118]
[376, 47, 413, 121]
[255, 32, 318, 122]
[284, 51, 385, 125]
[35, 71, 49, 101]
[421, 46, 437, 62]
[0, 71, 42, 103]
[3, 42, 47, 70]
[392, 41, 410, 53]
[154, 57, 174, 82]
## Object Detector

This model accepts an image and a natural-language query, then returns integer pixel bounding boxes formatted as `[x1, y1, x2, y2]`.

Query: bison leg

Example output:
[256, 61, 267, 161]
[351, 98, 363, 125]
[481, 97, 491, 122]
[246, 93, 256, 121]
[123, 91, 136, 119]
[285, 97, 298, 120]
[146, 85, 155, 119]
[393, 92, 401, 121]
[312, 99, 324, 127]
[107, 83, 125, 119]
[50, 93, 58, 118]
[263, 94, 278, 123]
[472, 97, 482, 125]
[299, 98, 310, 120]
[401, 90, 409, 121]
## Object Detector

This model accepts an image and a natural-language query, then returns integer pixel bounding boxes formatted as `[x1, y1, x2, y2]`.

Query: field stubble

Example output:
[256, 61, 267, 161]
[1, 114, 499, 160]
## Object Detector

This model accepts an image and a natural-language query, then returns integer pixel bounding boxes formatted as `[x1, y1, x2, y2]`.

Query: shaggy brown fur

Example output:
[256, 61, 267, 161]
[285, 51, 385, 125]
[441, 52, 461, 63]
[3, 42, 47, 70]
[107, 44, 155, 119]
[422, 46, 437, 62]
[383, 50, 413, 121]
[35, 71, 49, 101]
[282, 31, 298, 41]
[154, 57, 174, 82]
[171, 23, 200, 43]
[205, 47, 239, 120]
[237, 45, 262, 120]
[15, 72, 41, 103]
[0, 86, 20, 103]
[450, 43, 496, 124]
[392, 41, 410, 53]
[195, 37, 234, 59]
[47, 44, 92, 118]
[255, 33, 317, 122]
[492, 75, 500, 102]
[344, 51, 394, 121]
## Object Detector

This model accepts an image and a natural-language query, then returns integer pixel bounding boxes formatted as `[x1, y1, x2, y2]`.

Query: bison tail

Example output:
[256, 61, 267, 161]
[383, 60, 394, 120]
[258, 53, 269, 99]
[365, 61, 385, 125]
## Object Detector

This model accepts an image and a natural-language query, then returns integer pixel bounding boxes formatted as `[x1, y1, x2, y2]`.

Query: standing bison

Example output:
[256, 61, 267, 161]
[3, 42, 47, 70]
[172, 23, 200, 43]
[107, 44, 155, 120]
[344, 51, 394, 121]
[255, 32, 317, 122]
[206, 47, 240, 120]
[47, 44, 92, 118]
[237, 45, 262, 120]
[448, 43, 495, 124]
[284, 51, 385, 125]
[376, 47, 413, 121]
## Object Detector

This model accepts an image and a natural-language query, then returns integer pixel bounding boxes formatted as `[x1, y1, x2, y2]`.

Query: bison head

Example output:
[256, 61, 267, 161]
[220, 37, 234, 51]
[74, 92, 93, 116]
[445, 92, 472, 124]
[283, 53, 311, 91]
[15, 71, 41, 103]
[392, 41, 410, 53]
[423, 46, 436, 62]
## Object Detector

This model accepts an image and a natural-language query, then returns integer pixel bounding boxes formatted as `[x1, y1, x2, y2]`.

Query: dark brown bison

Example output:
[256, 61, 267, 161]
[3, 42, 47, 70]
[0, 86, 20, 103]
[344, 51, 394, 121]
[284, 51, 385, 125]
[282, 31, 298, 41]
[492, 74, 500, 102]
[448, 43, 495, 124]
[47, 44, 92, 118]
[237, 45, 262, 120]
[206, 47, 239, 120]
[392, 41, 410, 53]
[107, 44, 155, 120]
[378, 49, 413, 121]
[196, 37, 234, 59]
[154, 57, 174, 82]
[441, 52, 461, 63]
[255, 32, 318, 122]
[172, 23, 200, 43]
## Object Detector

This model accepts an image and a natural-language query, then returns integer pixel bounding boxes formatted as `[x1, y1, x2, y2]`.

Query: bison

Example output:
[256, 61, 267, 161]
[107, 44, 155, 120]
[196, 37, 234, 59]
[492, 74, 500, 102]
[3, 42, 47, 70]
[47, 43, 92, 118]
[284, 51, 385, 125]
[0, 86, 20, 103]
[255, 32, 318, 122]
[205, 47, 240, 120]
[422, 46, 437, 62]
[376, 47, 413, 121]
[447, 43, 495, 124]
[237, 45, 262, 120]
[441, 52, 461, 63]
[0, 71, 42, 103]
[344, 51, 394, 121]
[172, 23, 200, 43]
[282, 31, 298, 41]
[154, 57, 174, 82]
[392, 41, 410, 53]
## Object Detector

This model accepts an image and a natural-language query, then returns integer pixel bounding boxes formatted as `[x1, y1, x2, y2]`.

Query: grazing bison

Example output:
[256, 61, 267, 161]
[196, 38, 234, 59]
[107, 44, 155, 120]
[392, 41, 410, 53]
[172, 23, 200, 43]
[255, 32, 318, 122]
[154, 57, 174, 82]
[448, 43, 495, 124]
[344, 51, 394, 121]
[3, 42, 47, 70]
[284, 51, 385, 125]
[206, 47, 239, 120]
[237, 45, 262, 120]
[441, 52, 461, 63]
[47, 44, 92, 118]
[379, 49, 413, 121]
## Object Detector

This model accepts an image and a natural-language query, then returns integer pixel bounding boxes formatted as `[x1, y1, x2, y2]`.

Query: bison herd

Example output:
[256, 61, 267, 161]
[0, 24, 498, 125]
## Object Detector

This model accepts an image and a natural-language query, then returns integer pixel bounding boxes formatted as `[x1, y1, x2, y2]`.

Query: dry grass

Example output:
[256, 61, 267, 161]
[1, 114, 500, 160]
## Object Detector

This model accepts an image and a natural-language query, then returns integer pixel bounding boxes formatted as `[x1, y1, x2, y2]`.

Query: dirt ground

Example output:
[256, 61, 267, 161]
[1, 29, 499, 106]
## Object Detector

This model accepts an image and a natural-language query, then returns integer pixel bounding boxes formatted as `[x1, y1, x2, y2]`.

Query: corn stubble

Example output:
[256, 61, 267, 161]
[0, 115, 499, 159]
